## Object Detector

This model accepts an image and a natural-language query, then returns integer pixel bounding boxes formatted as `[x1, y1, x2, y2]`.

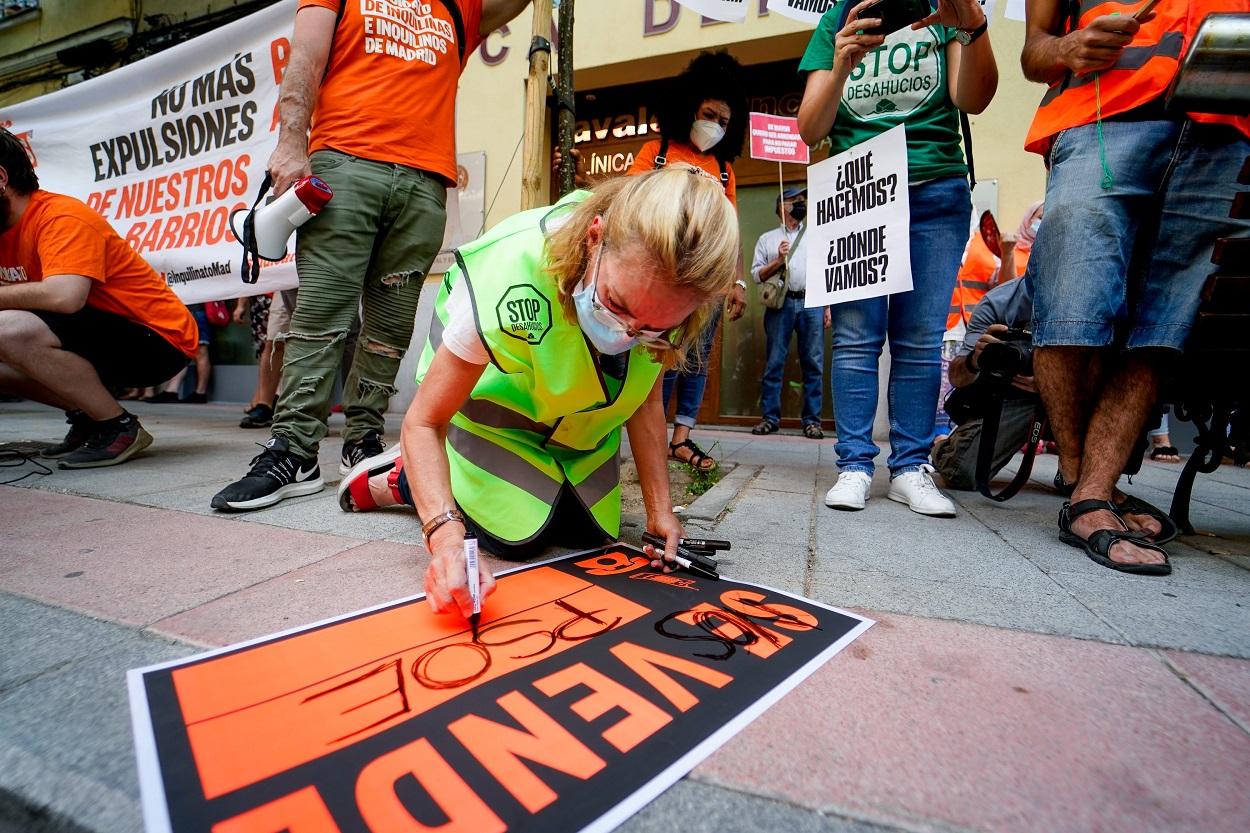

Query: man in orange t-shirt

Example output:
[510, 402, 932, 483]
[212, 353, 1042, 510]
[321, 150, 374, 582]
[213, 0, 532, 513]
[0, 128, 196, 468]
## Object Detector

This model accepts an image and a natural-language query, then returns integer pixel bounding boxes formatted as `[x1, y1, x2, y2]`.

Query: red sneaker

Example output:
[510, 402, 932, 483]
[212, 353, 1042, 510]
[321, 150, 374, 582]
[337, 445, 404, 512]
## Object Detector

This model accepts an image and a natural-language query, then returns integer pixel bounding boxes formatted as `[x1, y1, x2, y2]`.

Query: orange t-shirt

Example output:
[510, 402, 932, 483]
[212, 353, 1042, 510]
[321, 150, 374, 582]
[0, 191, 197, 357]
[627, 139, 737, 208]
[301, 0, 483, 183]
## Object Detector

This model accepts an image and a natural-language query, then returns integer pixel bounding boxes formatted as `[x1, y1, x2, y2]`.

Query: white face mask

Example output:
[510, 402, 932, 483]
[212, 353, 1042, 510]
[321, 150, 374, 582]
[689, 119, 726, 153]
[573, 276, 638, 355]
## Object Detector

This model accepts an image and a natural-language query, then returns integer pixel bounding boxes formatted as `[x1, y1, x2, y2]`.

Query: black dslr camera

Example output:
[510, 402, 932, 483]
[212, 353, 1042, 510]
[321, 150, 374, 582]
[976, 327, 1033, 384]
[944, 328, 1035, 427]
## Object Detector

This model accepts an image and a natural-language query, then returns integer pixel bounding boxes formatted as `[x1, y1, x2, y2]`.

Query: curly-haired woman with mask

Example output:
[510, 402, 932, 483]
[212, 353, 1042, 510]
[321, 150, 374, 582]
[627, 50, 749, 473]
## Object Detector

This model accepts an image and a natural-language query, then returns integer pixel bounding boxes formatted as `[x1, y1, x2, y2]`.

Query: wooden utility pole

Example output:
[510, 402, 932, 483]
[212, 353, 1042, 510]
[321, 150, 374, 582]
[519, 1, 553, 210]
[556, 0, 576, 196]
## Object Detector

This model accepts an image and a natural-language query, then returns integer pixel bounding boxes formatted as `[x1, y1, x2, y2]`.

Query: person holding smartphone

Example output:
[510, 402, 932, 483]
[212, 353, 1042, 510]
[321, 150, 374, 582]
[798, 0, 997, 517]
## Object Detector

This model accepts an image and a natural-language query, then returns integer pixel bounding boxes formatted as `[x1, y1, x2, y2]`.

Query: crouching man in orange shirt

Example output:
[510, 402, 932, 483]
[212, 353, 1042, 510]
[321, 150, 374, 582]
[0, 128, 197, 467]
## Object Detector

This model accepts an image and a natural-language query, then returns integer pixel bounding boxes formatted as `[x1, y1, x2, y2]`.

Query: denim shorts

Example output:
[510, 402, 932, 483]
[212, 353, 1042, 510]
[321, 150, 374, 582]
[190, 304, 211, 346]
[1029, 118, 1250, 351]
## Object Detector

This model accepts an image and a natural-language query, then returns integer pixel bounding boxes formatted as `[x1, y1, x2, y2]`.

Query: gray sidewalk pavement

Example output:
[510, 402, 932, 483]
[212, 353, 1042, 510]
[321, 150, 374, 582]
[2, 400, 1248, 833]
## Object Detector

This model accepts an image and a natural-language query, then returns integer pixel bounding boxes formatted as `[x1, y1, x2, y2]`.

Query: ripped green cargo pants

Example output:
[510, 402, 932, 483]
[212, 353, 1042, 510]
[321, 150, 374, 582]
[271, 148, 446, 458]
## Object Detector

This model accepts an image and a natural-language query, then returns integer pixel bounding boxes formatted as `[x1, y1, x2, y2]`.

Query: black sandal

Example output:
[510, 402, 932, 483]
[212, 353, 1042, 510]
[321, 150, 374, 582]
[751, 419, 779, 436]
[1058, 499, 1171, 576]
[1149, 445, 1182, 462]
[1113, 493, 1179, 545]
[1053, 472, 1076, 497]
[803, 423, 824, 440]
[669, 439, 716, 471]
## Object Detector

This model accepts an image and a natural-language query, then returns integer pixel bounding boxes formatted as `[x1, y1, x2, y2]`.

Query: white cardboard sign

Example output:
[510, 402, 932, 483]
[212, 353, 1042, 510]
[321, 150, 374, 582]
[805, 123, 912, 307]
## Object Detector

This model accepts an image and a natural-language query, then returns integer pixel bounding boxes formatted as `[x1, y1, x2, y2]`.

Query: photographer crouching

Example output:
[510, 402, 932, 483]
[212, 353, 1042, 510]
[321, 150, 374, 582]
[932, 277, 1039, 492]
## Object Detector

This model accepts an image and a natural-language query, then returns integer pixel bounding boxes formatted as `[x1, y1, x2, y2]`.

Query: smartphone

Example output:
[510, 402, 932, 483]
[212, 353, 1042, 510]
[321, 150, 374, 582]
[858, 0, 933, 37]
[1133, 0, 1161, 20]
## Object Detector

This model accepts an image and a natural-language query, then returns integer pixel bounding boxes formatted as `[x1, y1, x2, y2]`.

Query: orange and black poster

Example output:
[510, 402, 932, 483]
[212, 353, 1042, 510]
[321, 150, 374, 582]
[128, 547, 872, 833]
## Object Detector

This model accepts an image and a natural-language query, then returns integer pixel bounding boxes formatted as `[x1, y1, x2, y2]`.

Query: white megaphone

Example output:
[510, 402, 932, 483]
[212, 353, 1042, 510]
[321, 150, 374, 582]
[233, 175, 333, 283]
[252, 176, 333, 259]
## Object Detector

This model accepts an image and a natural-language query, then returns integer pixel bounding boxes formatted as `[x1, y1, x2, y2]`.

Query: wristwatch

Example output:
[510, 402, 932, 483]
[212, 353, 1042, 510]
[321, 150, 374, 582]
[955, 17, 988, 46]
[422, 508, 465, 550]
[734, 279, 747, 289]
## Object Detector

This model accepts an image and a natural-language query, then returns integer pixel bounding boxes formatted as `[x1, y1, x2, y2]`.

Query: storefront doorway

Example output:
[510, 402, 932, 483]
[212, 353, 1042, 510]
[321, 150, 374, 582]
[563, 57, 834, 428]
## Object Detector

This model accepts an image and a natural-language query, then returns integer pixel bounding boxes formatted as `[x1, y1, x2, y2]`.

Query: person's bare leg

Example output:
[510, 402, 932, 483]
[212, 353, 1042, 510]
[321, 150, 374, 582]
[1149, 432, 1180, 462]
[162, 368, 187, 396]
[1034, 346, 1105, 485]
[1068, 353, 1166, 565]
[0, 312, 121, 420]
[192, 345, 211, 395]
[252, 338, 282, 408]
[0, 363, 75, 410]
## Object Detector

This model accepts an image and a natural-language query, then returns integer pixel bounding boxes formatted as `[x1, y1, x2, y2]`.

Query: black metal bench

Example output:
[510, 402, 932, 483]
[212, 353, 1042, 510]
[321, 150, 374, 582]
[1167, 156, 1250, 535]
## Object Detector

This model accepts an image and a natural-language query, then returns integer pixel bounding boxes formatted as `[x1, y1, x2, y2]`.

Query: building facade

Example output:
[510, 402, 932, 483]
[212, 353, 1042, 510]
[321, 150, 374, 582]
[455, 1, 1047, 425]
[2, 0, 1049, 423]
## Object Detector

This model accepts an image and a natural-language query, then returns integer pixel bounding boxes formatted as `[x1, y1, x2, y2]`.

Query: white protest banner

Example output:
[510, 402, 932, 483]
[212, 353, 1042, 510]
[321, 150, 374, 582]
[748, 113, 810, 164]
[676, 0, 748, 22]
[0, 1, 298, 305]
[771, 0, 994, 27]
[805, 123, 911, 307]
[769, 0, 836, 25]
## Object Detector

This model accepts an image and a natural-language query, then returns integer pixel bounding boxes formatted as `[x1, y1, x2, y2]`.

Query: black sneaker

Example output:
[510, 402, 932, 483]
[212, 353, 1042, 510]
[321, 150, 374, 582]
[58, 413, 153, 468]
[40, 410, 93, 459]
[211, 436, 323, 512]
[239, 404, 273, 429]
[339, 430, 384, 476]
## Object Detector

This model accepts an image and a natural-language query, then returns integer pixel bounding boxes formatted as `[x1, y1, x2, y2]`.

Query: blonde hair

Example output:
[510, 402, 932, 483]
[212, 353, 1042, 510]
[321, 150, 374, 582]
[545, 168, 740, 370]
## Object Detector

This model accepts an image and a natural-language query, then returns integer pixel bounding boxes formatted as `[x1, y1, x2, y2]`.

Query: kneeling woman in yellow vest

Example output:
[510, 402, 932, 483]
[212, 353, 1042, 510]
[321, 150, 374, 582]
[338, 169, 739, 617]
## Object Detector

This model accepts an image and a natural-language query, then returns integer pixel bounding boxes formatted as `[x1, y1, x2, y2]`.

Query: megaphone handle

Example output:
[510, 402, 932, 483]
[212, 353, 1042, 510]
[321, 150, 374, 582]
[238, 172, 274, 285]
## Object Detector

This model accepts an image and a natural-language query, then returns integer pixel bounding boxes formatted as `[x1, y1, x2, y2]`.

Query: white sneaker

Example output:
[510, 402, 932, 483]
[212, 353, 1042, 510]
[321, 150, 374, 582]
[888, 464, 957, 518]
[825, 471, 872, 510]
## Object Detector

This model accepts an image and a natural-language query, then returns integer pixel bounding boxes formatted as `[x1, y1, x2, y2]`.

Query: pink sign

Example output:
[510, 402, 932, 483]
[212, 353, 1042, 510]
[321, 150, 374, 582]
[749, 112, 810, 165]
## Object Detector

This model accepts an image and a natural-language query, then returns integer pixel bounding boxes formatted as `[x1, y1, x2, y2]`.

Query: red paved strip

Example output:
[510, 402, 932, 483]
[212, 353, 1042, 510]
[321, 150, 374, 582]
[0, 487, 363, 626]
[697, 611, 1250, 833]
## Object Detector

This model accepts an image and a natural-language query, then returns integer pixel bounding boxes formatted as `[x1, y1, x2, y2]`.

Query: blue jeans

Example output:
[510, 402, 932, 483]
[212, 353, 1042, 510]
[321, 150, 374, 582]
[759, 296, 824, 425]
[830, 175, 971, 476]
[1031, 119, 1250, 350]
[663, 306, 722, 428]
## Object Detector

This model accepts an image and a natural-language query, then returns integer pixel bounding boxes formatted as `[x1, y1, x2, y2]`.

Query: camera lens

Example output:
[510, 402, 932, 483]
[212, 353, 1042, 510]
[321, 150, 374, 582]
[979, 342, 1022, 381]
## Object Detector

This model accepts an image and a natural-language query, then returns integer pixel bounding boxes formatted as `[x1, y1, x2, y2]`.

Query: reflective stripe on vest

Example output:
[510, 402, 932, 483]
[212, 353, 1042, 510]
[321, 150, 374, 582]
[416, 190, 662, 544]
[1024, 1, 1250, 156]
[947, 232, 998, 331]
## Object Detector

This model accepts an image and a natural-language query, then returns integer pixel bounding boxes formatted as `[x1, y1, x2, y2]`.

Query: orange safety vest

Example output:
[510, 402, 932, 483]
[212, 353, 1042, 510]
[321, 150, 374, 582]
[1013, 245, 1031, 279]
[947, 232, 999, 332]
[1024, 0, 1250, 156]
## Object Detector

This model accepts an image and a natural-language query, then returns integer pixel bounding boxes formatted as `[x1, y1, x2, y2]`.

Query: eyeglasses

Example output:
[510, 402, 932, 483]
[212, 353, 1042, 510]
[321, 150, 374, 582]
[589, 248, 676, 351]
